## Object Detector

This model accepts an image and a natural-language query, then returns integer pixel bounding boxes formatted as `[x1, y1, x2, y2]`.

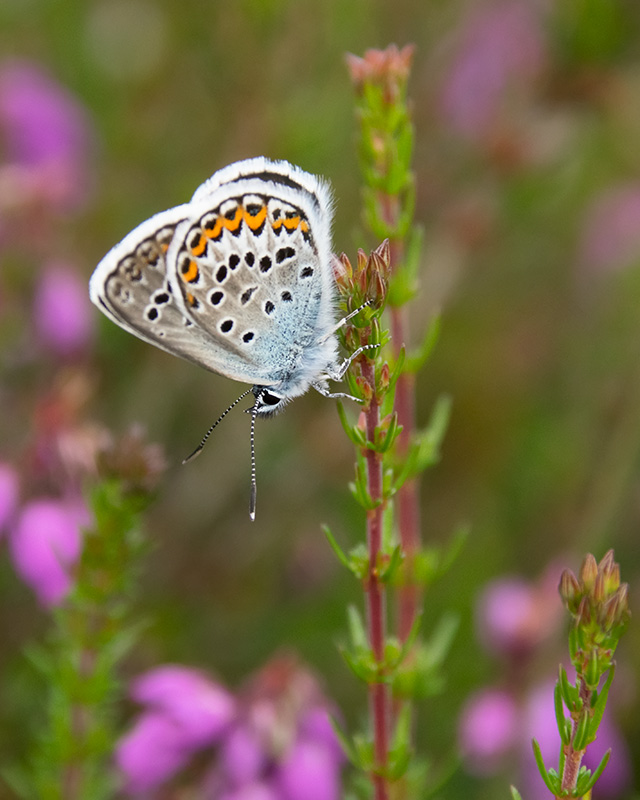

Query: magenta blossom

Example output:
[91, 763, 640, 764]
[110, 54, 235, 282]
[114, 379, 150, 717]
[0, 462, 19, 532]
[33, 262, 93, 357]
[476, 568, 562, 661]
[440, 1, 546, 141]
[116, 666, 235, 794]
[119, 657, 344, 799]
[0, 60, 93, 212]
[458, 688, 518, 775]
[9, 496, 87, 606]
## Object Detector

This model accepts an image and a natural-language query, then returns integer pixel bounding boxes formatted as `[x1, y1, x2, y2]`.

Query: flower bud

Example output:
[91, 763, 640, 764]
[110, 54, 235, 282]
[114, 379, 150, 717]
[579, 553, 598, 593]
[558, 569, 581, 614]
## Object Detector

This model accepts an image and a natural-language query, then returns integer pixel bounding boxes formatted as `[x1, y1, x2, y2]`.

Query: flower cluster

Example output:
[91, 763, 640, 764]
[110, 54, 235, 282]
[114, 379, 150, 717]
[117, 656, 344, 799]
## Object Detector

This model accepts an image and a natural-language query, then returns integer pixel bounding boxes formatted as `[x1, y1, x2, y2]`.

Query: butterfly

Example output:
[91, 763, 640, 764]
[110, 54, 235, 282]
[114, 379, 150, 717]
[90, 157, 372, 518]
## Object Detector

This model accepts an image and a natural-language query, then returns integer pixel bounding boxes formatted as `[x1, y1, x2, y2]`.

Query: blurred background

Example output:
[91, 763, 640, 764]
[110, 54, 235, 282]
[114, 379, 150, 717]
[0, 0, 639, 797]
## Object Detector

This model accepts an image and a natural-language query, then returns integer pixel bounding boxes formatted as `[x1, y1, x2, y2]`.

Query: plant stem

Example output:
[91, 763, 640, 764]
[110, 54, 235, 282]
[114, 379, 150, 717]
[362, 353, 390, 800]
[560, 681, 591, 796]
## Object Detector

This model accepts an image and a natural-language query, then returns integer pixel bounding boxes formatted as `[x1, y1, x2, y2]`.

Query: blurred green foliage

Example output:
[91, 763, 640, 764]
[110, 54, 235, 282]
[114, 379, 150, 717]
[1, 1, 640, 798]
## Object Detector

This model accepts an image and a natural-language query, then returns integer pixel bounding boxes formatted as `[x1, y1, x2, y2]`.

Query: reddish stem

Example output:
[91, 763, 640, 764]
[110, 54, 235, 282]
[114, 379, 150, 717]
[560, 680, 591, 795]
[362, 354, 390, 800]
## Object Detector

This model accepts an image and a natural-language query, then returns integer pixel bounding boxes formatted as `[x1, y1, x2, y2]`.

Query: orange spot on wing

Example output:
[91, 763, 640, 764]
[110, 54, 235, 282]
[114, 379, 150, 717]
[204, 217, 224, 240]
[223, 206, 243, 232]
[181, 260, 200, 283]
[284, 215, 300, 231]
[190, 234, 207, 257]
[244, 204, 267, 230]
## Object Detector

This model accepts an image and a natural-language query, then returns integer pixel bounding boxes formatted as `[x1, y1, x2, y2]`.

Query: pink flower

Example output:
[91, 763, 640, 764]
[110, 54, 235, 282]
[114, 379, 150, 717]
[0, 462, 19, 533]
[276, 739, 342, 800]
[440, 1, 546, 141]
[0, 60, 93, 211]
[130, 665, 236, 747]
[458, 688, 518, 775]
[477, 577, 539, 658]
[33, 263, 93, 357]
[476, 567, 562, 661]
[579, 184, 640, 276]
[116, 666, 235, 794]
[116, 713, 196, 795]
[9, 497, 86, 606]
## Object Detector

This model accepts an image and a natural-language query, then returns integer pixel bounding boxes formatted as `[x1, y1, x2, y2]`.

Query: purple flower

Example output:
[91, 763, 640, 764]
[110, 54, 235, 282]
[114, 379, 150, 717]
[0, 462, 19, 533]
[476, 569, 562, 661]
[458, 688, 518, 775]
[116, 666, 235, 794]
[33, 263, 93, 357]
[578, 184, 640, 276]
[276, 739, 342, 800]
[9, 497, 86, 606]
[477, 577, 540, 660]
[220, 723, 267, 786]
[0, 60, 93, 211]
[440, 1, 546, 141]
[218, 783, 280, 800]
[521, 681, 632, 798]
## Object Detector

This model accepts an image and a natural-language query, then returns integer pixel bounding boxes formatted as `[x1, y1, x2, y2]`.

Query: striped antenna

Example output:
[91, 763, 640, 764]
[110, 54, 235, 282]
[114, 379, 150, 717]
[182, 388, 254, 464]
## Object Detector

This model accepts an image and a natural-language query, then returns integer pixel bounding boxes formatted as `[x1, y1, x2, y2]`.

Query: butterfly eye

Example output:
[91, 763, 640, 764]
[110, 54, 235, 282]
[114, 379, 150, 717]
[261, 390, 282, 407]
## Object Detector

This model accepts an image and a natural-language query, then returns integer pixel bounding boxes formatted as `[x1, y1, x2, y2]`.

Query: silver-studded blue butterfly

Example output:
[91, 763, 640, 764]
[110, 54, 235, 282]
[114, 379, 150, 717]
[90, 158, 372, 518]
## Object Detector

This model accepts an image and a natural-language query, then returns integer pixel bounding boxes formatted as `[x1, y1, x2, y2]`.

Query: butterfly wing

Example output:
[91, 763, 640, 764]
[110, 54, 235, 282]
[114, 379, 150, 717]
[166, 161, 337, 387]
[90, 205, 278, 381]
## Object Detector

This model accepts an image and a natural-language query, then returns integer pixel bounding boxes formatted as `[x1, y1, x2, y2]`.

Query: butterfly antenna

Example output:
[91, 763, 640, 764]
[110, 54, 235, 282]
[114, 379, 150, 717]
[182, 388, 254, 464]
[249, 399, 259, 521]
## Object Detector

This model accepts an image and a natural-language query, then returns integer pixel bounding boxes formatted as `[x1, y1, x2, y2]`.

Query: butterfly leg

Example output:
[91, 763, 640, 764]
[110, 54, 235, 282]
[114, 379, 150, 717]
[317, 300, 374, 344]
[328, 342, 381, 381]
[313, 382, 361, 402]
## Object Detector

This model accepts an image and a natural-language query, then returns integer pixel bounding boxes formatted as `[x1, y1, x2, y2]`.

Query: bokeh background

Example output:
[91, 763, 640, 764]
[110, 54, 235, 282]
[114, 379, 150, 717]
[0, 0, 639, 797]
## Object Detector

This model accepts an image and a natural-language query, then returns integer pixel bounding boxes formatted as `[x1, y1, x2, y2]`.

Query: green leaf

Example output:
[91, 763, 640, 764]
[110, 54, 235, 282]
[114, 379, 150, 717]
[510, 787, 523, 800]
[329, 716, 357, 765]
[554, 681, 570, 745]
[406, 313, 441, 374]
[380, 545, 403, 583]
[572, 708, 590, 751]
[532, 739, 559, 794]
[347, 605, 368, 651]
[322, 524, 352, 572]
[336, 401, 366, 446]
[388, 703, 413, 779]
[589, 664, 615, 743]
[575, 749, 611, 796]
[559, 664, 577, 709]
[380, 413, 401, 452]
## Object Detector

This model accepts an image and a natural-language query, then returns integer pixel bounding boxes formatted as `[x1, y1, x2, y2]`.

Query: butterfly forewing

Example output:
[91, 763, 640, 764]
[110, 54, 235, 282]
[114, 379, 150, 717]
[166, 167, 336, 386]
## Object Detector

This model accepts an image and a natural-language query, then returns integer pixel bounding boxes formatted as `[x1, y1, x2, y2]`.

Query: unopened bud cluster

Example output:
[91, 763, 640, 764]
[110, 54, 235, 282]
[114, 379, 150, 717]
[558, 550, 629, 681]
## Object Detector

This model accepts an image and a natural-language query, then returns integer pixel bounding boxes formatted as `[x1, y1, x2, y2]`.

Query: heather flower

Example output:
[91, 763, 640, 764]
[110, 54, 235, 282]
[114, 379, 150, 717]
[0, 60, 93, 212]
[0, 462, 19, 532]
[458, 688, 518, 775]
[440, 1, 546, 141]
[118, 657, 344, 798]
[476, 568, 562, 661]
[33, 262, 93, 357]
[116, 666, 235, 794]
[9, 496, 87, 606]
[578, 184, 640, 276]
[521, 681, 632, 798]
